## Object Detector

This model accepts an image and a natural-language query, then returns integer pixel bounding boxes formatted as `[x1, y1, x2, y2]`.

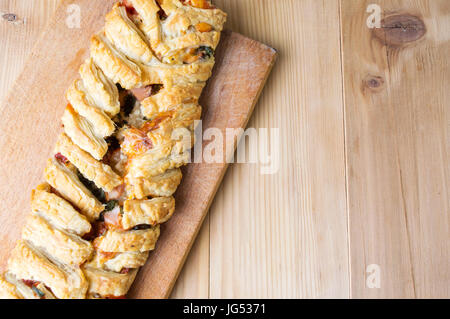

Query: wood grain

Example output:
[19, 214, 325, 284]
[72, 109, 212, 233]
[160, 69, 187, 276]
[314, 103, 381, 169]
[170, 215, 210, 298]
[1, 0, 449, 299]
[207, 0, 350, 298]
[0, 0, 59, 101]
[0, 0, 276, 299]
[341, 0, 449, 298]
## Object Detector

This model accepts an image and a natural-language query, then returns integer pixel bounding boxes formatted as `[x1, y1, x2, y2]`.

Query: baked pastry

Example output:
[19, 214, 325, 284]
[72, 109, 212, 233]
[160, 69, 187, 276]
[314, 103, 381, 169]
[0, 0, 226, 299]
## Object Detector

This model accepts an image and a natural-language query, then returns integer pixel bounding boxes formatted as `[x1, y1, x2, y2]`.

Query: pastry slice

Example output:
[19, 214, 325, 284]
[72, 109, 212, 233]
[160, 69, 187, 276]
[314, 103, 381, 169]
[91, 33, 142, 89]
[22, 214, 93, 266]
[7, 241, 88, 299]
[103, 251, 149, 273]
[84, 267, 137, 298]
[0, 274, 22, 299]
[79, 58, 121, 116]
[66, 79, 116, 138]
[44, 157, 104, 221]
[94, 226, 160, 253]
[105, 3, 154, 65]
[2, 273, 57, 299]
[126, 148, 189, 180]
[122, 196, 175, 229]
[125, 168, 182, 199]
[31, 183, 92, 236]
[62, 104, 108, 160]
[140, 83, 204, 118]
[55, 133, 122, 192]
[143, 58, 214, 88]
[86, 251, 149, 273]
[126, 0, 162, 51]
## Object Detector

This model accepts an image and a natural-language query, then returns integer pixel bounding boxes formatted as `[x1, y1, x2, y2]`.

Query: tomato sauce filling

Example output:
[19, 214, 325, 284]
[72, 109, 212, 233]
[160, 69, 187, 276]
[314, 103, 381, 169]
[121, 0, 138, 16]
[121, 113, 172, 158]
[54, 153, 69, 165]
[103, 205, 123, 229]
[83, 221, 108, 241]
[120, 268, 132, 274]
[22, 280, 48, 299]
[22, 279, 39, 288]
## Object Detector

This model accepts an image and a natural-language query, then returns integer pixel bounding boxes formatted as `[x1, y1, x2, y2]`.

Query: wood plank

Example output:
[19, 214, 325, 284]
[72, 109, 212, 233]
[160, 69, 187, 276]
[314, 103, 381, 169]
[0, 0, 59, 101]
[0, 0, 277, 299]
[341, 0, 449, 298]
[170, 215, 210, 299]
[209, 0, 349, 298]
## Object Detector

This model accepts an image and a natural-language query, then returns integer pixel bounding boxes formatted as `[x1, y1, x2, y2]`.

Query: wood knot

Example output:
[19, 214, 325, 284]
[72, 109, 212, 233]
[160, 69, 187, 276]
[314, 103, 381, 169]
[373, 14, 426, 47]
[2, 13, 17, 22]
[363, 75, 384, 92]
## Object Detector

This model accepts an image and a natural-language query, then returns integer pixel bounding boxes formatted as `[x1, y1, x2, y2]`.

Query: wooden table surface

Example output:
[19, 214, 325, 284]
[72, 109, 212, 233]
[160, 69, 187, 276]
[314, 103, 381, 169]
[0, 0, 448, 298]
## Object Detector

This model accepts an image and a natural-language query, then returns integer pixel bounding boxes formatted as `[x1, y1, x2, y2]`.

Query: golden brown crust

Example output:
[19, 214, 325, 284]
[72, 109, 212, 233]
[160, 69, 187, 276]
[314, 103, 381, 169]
[141, 83, 204, 118]
[159, 1, 227, 31]
[22, 214, 93, 266]
[135, 0, 226, 59]
[94, 226, 160, 253]
[0, 275, 22, 299]
[128, 0, 161, 50]
[66, 79, 115, 138]
[7, 241, 88, 299]
[62, 104, 108, 160]
[91, 33, 142, 90]
[83, 267, 137, 297]
[55, 133, 123, 192]
[31, 183, 92, 236]
[122, 196, 175, 229]
[163, 30, 220, 54]
[44, 158, 104, 221]
[126, 168, 182, 199]
[79, 58, 121, 116]
[142, 59, 215, 88]
[105, 3, 154, 65]
[86, 251, 149, 273]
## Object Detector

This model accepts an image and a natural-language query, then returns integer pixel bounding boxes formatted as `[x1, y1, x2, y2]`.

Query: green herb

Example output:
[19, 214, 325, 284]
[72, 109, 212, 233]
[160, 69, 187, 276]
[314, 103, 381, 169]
[116, 83, 125, 92]
[197, 46, 214, 59]
[106, 136, 120, 151]
[132, 224, 152, 231]
[104, 200, 118, 212]
[152, 84, 163, 95]
[123, 93, 136, 117]
[77, 171, 106, 203]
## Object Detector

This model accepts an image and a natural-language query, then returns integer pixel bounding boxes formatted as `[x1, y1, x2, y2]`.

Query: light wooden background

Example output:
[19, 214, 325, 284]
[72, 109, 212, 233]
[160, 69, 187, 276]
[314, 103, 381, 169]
[0, 0, 448, 298]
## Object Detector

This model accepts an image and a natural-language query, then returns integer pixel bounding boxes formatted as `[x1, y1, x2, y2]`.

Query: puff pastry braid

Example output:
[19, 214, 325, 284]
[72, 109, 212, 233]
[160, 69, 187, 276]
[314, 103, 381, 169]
[0, 0, 226, 299]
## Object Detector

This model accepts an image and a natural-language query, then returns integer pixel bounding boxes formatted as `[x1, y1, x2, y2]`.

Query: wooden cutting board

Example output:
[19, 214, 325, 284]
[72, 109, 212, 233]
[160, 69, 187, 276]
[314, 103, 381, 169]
[0, 0, 276, 298]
